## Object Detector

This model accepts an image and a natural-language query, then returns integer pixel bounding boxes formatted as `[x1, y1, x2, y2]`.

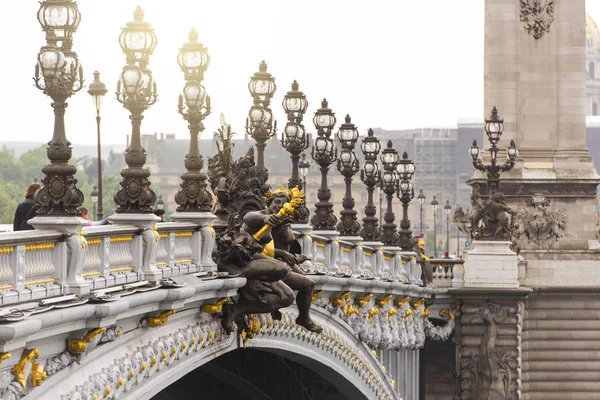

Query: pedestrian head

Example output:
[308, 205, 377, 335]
[24, 183, 41, 199]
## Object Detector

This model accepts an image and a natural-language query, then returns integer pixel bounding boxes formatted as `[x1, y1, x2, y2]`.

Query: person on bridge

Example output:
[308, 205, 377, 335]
[242, 188, 323, 334]
[13, 182, 40, 231]
[79, 207, 109, 226]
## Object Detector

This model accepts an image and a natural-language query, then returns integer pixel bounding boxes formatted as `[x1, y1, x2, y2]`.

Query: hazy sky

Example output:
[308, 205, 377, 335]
[3, 1, 600, 146]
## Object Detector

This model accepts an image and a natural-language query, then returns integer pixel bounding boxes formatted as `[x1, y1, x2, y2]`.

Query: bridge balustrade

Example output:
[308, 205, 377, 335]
[429, 258, 465, 288]
[0, 220, 466, 306]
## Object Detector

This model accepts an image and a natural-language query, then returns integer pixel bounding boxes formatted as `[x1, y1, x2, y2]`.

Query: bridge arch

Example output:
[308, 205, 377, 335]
[34, 306, 397, 400]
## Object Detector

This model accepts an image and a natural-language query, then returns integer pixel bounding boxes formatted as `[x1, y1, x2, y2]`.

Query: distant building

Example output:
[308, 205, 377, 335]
[586, 13, 600, 116]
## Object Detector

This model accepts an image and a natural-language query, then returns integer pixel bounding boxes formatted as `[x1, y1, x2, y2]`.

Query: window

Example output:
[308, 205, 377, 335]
[590, 62, 596, 80]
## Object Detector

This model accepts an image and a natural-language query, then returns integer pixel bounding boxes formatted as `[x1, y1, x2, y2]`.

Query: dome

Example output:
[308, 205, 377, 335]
[586, 13, 600, 53]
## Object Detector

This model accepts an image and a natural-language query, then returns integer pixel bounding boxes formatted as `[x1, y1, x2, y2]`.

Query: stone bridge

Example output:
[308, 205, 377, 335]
[0, 217, 465, 400]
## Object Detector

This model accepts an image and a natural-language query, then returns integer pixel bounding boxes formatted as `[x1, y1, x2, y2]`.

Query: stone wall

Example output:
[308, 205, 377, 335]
[423, 339, 456, 400]
[522, 290, 600, 399]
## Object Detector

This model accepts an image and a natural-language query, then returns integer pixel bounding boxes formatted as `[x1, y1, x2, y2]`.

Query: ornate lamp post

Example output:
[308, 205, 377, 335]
[470, 107, 518, 194]
[90, 186, 99, 220]
[444, 200, 452, 255]
[417, 189, 426, 234]
[336, 115, 360, 236]
[245, 61, 277, 170]
[281, 81, 309, 190]
[174, 29, 213, 212]
[114, 7, 158, 214]
[396, 152, 415, 250]
[33, 0, 84, 216]
[379, 141, 399, 246]
[88, 71, 108, 220]
[310, 99, 337, 231]
[431, 196, 439, 258]
[360, 129, 382, 241]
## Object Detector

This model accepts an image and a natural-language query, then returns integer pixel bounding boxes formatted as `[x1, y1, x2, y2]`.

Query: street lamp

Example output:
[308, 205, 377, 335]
[88, 71, 108, 220]
[33, 0, 84, 216]
[310, 99, 338, 231]
[174, 29, 213, 212]
[470, 107, 518, 194]
[379, 141, 399, 246]
[281, 81, 310, 191]
[431, 196, 439, 258]
[360, 128, 382, 241]
[114, 7, 158, 214]
[245, 61, 277, 170]
[417, 189, 426, 235]
[444, 200, 452, 255]
[90, 186, 99, 220]
[396, 151, 415, 250]
[299, 153, 310, 194]
[336, 115, 360, 237]
[156, 196, 165, 211]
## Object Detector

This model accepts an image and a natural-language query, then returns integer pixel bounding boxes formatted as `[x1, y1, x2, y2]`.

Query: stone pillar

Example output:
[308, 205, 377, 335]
[451, 288, 532, 400]
[481, 0, 600, 284]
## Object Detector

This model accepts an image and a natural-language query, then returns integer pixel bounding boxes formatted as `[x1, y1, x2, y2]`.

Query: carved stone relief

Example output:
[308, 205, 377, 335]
[459, 300, 524, 400]
[515, 194, 566, 248]
[520, 0, 555, 40]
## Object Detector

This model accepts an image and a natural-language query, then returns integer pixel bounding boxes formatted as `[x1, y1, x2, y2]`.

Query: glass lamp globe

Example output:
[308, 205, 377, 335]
[177, 29, 210, 79]
[119, 6, 157, 64]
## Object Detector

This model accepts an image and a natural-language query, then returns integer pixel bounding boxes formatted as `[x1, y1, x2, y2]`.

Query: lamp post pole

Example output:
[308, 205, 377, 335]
[299, 153, 310, 195]
[431, 195, 439, 258]
[174, 29, 213, 212]
[359, 129, 382, 241]
[444, 200, 452, 255]
[310, 99, 338, 231]
[90, 186, 99, 221]
[33, 0, 84, 216]
[379, 141, 399, 246]
[114, 7, 158, 214]
[417, 189, 425, 235]
[396, 152, 416, 251]
[336, 115, 360, 236]
[88, 71, 108, 220]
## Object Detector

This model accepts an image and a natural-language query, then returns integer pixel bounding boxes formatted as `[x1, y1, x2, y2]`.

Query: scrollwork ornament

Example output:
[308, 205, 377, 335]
[520, 0, 555, 40]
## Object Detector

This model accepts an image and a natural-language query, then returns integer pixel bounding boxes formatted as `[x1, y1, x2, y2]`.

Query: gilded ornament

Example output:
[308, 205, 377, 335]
[404, 309, 414, 324]
[12, 348, 41, 389]
[387, 307, 398, 323]
[146, 310, 176, 327]
[76, 230, 88, 249]
[356, 293, 373, 308]
[68, 327, 106, 355]
[394, 296, 410, 307]
[330, 291, 351, 307]
[0, 353, 10, 367]
[202, 298, 230, 314]
[31, 362, 47, 387]
[311, 290, 323, 303]
[368, 307, 380, 321]
[376, 295, 393, 308]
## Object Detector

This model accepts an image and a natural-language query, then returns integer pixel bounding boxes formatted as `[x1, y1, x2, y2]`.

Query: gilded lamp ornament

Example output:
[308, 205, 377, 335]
[33, 0, 85, 216]
[114, 7, 159, 213]
[174, 29, 213, 212]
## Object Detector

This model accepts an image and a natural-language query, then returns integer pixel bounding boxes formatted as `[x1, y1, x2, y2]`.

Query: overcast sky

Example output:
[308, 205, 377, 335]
[3, 1, 600, 146]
